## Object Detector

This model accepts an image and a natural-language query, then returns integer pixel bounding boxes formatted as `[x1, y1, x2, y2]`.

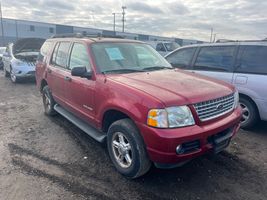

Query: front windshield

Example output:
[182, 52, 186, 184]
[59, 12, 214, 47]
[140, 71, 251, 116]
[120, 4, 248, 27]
[91, 42, 172, 74]
[165, 42, 180, 51]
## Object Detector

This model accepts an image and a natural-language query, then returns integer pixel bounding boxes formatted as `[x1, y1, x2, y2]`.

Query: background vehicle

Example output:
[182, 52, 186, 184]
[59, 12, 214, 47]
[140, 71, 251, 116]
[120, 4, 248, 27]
[165, 40, 267, 129]
[0, 47, 6, 69]
[147, 41, 180, 56]
[3, 38, 45, 83]
[36, 34, 241, 178]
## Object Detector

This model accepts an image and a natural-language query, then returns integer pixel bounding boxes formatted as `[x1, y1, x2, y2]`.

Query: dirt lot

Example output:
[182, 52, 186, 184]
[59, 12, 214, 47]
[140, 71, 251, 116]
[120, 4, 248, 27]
[0, 71, 266, 200]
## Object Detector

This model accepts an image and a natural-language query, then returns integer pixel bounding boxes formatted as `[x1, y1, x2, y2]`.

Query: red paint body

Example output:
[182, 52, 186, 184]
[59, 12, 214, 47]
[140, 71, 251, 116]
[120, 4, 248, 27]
[36, 38, 242, 165]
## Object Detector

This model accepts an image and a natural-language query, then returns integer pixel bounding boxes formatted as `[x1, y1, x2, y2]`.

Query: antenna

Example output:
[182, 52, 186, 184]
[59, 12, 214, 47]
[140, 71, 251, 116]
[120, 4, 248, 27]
[122, 6, 127, 33]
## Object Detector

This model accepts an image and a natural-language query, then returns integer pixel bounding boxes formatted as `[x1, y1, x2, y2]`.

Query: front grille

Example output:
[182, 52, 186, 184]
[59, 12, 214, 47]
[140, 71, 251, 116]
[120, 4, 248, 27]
[194, 93, 234, 122]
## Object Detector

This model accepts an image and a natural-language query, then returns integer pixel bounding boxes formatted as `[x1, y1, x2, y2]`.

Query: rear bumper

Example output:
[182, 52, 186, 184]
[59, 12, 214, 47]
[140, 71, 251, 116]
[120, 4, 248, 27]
[137, 106, 242, 165]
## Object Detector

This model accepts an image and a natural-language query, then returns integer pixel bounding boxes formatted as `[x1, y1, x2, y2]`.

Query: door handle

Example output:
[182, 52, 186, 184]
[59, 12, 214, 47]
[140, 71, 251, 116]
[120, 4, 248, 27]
[47, 68, 52, 74]
[64, 76, 72, 82]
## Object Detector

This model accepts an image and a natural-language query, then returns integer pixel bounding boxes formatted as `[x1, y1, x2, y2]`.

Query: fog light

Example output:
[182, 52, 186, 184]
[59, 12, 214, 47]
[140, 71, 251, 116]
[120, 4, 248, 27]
[176, 145, 182, 154]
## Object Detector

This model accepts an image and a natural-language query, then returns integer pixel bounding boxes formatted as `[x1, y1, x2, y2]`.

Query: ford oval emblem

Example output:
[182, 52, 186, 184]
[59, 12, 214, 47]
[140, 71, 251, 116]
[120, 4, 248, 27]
[216, 104, 224, 110]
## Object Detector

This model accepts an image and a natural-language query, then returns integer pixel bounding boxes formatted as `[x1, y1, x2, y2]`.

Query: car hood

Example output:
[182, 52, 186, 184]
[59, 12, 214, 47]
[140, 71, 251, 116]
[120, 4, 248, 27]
[107, 69, 234, 106]
[13, 38, 45, 54]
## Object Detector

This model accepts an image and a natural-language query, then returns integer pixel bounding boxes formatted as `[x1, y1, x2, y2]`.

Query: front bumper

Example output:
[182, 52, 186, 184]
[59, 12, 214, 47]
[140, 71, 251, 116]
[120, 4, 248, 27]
[137, 106, 242, 166]
[14, 71, 35, 79]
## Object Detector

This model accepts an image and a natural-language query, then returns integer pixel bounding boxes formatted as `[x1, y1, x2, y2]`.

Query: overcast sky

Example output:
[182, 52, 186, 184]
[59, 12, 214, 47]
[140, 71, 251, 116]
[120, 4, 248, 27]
[2, 0, 267, 41]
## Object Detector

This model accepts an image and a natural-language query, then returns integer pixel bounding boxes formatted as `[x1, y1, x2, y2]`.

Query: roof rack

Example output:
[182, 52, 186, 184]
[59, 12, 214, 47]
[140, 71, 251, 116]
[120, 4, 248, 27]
[50, 32, 125, 39]
[216, 39, 267, 43]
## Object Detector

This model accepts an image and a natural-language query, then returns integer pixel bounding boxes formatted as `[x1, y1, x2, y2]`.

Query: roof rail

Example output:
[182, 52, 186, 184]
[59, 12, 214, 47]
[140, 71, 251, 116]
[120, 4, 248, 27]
[216, 39, 267, 43]
[50, 32, 125, 39]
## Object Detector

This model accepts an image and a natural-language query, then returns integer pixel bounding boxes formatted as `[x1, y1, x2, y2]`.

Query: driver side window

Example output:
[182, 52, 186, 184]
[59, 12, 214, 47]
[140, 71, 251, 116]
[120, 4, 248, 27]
[166, 48, 196, 69]
[69, 43, 91, 71]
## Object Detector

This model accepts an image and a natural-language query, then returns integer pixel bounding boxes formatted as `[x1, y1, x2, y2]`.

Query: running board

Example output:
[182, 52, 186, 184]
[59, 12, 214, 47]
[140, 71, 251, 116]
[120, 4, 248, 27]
[54, 104, 106, 143]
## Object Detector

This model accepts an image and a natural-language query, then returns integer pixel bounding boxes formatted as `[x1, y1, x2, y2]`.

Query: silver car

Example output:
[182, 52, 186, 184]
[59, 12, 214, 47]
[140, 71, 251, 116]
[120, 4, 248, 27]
[165, 41, 267, 129]
[3, 38, 45, 83]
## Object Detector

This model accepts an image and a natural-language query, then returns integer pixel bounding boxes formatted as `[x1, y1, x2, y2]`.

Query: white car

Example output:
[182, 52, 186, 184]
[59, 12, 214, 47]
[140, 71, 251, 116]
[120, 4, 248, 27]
[3, 38, 45, 83]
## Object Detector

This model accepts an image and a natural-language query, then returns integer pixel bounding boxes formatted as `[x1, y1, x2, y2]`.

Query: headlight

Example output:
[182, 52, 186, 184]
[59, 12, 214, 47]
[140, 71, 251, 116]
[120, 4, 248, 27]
[147, 106, 195, 128]
[233, 90, 239, 109]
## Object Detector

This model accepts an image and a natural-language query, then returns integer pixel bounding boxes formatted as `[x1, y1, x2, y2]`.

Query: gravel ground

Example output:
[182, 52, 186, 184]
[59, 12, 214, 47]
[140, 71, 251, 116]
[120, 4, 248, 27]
[0, 71, 266, 200]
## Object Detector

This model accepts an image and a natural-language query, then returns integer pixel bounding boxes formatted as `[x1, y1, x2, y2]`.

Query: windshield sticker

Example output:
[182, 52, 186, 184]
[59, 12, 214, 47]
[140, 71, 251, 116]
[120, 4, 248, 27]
[105, 48, 124, 60]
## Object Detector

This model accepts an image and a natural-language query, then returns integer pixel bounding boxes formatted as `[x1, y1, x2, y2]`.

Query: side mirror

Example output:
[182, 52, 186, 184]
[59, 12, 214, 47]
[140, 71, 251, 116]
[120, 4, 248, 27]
[71, 66, 92, 79]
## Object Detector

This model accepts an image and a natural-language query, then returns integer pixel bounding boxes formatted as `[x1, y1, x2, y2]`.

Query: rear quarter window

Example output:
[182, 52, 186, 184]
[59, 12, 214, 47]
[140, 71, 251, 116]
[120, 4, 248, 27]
[235, 45, 267, 74]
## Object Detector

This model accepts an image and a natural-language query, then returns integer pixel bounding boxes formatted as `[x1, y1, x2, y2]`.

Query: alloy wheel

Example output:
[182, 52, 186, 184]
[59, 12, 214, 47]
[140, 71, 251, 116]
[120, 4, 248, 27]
[240, 103, 250, 124]
[112, 132, 132, 168]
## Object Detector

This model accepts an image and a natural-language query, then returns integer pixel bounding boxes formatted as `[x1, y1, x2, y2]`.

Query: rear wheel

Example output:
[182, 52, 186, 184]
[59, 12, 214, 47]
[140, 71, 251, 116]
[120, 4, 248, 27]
[239, 97, 259, 129]
[107, 119, 151, 179]
[42, 85, 57, 116]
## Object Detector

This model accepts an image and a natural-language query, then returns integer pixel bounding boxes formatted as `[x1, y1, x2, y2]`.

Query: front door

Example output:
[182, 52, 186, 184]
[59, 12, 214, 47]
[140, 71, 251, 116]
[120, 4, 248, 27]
[64, 42, 96, 124]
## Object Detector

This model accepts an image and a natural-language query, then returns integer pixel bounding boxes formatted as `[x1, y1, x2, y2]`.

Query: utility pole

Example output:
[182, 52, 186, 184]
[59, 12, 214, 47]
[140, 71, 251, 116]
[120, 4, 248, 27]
[210, 28, 213, 43]
[112, 13, 116, 35]
[122, 6, 126, 32]
[0, 2, 4, 46]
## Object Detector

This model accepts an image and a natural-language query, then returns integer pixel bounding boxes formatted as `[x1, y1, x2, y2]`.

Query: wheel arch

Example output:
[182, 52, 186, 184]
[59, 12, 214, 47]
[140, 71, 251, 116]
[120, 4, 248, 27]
[102, 109, 134, 133]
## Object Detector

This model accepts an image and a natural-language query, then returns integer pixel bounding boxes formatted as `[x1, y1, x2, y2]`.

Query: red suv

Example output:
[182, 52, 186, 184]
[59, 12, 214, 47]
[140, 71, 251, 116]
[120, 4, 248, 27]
[36, 34, 242, 178]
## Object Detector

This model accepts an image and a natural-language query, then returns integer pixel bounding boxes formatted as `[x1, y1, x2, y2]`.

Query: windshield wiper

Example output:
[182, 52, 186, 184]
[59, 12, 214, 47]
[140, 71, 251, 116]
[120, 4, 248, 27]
[143, 66, 173, 71]
[102, 68, 145, 74]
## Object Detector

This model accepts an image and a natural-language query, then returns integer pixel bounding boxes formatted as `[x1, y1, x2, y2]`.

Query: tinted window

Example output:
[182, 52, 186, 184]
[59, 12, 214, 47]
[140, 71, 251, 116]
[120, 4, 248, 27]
[166, 48, 196, 69]
[51, 43, 59, 64]
[194, 46, 235, 72]
[236, 45, 267, 74]
[55, 42, 71, 68]
[156, 43, 165, 51]
[69, 43, 91, 71]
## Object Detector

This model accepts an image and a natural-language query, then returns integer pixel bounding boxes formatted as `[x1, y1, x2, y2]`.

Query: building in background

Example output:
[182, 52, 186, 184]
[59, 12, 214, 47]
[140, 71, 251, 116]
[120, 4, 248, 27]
[0, 18, 203, 46]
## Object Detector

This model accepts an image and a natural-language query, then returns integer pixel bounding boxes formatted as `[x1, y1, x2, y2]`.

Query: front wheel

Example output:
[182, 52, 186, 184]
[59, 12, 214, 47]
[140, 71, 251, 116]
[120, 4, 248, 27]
[10, 69, 17, 83]
[4, 67, 10, 77]
[42, 85, 57, 116]
[107, 119, 151, 179]
[239, 97, 259, 129]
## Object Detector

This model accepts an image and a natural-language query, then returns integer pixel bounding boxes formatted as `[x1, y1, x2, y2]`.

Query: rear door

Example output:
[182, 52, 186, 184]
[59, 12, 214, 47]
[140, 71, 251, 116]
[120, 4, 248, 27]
[192, 45, 236, 84]
[46, 41, 71, 105]
[64, 42, 96, 124]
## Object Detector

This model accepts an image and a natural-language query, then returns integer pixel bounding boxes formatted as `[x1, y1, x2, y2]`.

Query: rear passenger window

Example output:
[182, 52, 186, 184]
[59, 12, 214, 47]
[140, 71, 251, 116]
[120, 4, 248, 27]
[54, 42, 71, 68]
[166, 48, 196, 69]
[69, 43, 91, 71]
[194, 46, 235, 72]
[236, 45, 267, 74]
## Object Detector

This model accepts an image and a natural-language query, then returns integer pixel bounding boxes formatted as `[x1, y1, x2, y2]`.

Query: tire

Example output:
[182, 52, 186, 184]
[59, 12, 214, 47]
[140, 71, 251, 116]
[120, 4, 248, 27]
[42, 85, 57, 116]
[4, 67, 10, 77]
[107, 119, 151, 179]
[239, 97, 259, 129]
[10, 68, 17, 83]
